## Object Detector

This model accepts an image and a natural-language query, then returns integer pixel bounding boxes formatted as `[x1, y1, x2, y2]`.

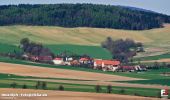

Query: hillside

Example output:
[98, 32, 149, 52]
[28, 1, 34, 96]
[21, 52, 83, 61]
[0, 4, 170, 30]
[0, 24, 170, 59]
[0, 25, 170, 46]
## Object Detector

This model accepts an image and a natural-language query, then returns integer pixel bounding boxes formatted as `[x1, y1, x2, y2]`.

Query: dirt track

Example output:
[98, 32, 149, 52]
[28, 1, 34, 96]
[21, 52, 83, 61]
[0, 88, 160, 100]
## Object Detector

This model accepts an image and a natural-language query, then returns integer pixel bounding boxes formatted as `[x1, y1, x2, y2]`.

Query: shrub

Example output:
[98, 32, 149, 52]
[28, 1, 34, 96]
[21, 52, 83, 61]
[107, 85, 112, 93]
[58, 85, 64, 91]
[10, 82, 17, 88]
[95, 85, 102, 93]
[22, 84, 27, 89]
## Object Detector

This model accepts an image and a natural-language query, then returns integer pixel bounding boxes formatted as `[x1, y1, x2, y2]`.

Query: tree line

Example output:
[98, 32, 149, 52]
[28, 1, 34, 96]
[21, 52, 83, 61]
[0, 4, 170, 30]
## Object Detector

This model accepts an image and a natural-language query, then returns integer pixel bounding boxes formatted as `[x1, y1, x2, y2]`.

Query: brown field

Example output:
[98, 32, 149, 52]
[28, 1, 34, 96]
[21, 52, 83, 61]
[0, 62, 139, 81]
[0, 62, 169, 89]
[0, 88, 160, 100]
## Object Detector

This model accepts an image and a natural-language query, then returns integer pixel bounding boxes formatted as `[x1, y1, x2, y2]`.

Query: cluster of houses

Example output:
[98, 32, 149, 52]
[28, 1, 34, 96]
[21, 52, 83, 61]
[20, 54, 147, 72]
[52, 56, 147, 72]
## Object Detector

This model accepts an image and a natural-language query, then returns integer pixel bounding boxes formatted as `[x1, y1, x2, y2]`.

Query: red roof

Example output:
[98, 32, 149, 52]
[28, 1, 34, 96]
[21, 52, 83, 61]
[54, 58, 62, 60]
[80, 58, 90, 61]
[95, 60, 120, 66]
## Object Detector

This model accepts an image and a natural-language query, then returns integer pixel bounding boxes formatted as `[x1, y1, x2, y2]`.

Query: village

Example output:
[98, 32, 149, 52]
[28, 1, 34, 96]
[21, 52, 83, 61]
[0, 38, 148, 73]
[20, 53, 147, 72]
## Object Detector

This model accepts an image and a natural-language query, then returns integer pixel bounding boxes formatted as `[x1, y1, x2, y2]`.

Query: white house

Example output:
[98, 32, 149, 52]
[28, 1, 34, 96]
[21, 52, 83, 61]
[53, 58, 64, 65]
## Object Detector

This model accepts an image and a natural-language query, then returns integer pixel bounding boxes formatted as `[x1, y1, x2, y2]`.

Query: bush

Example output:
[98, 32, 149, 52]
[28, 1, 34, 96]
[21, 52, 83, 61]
[120, 89, 125, 94]
[95, 85, 102, 93]
[58, 85, 64, 91]
[42, 82, 47, 90]
[134, 93, 140, 96]
[107, 85, 112, 93]
[10, 82, 17, 88]
[22, 84, 27, 89]
[35, 81, 41, 89]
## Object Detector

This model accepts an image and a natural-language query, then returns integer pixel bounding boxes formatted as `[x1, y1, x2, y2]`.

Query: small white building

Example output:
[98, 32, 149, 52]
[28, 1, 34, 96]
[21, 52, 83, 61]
[53, 58, 64, 65]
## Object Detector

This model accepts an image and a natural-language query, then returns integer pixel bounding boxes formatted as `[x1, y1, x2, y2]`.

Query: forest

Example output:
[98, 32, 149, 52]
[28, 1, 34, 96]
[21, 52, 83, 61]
[0, 4, 170, 30]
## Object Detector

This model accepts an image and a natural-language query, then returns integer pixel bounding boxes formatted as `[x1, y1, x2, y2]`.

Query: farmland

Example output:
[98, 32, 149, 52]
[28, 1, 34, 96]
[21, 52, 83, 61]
[0, 25, 170, 46]
[0, 25, 170, 99]
[0, 88, 160, 100]
[0, 62, 169, 98]
[0, 24, 170, 60]
[0, 43, 112, 59]
[46, 44, 112, 59]
[0, 57, 170, 85]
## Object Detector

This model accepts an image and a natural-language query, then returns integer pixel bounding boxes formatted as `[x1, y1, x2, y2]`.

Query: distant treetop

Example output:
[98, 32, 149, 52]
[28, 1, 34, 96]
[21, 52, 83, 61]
[0, 4, 170, 30]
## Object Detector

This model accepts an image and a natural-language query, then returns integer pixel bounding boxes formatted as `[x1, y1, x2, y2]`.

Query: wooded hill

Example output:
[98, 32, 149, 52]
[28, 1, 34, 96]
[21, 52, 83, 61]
[0, 4, 170, 30]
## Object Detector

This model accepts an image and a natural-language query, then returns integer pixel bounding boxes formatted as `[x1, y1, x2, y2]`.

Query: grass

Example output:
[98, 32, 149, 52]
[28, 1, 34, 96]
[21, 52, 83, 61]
[0, 78, 162, 98]
[139, 53, 170, 61]
[1, 25, 170, 60]
[0, 25, 170, 51]
[0, 43, 112, 59]
[0, 43, 21, 53]
[120, 79, 170, 86]
[0, 25, 152, 45]
[0, 56, 170, 80]
[0, 73, 95, 81]
[46, 44, 112, 59]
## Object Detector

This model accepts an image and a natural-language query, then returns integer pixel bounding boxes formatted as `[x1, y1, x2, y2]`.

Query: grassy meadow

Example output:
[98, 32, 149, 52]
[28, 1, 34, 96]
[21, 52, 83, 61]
[0, 24, 170, 60]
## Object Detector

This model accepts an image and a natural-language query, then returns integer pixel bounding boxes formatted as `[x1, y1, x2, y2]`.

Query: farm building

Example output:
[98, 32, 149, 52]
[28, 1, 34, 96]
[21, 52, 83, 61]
[28, 55, 53, 63]
[29, 56, 39, 62]
[38, 56, 53, 62]
[118, 65, 147, 72]
[64, 57, 73, 65]
[53, 57, 64, 65]
[93, 59, 120, 71]
[134, 65, 147, 71]
[79, 57, 92, 64]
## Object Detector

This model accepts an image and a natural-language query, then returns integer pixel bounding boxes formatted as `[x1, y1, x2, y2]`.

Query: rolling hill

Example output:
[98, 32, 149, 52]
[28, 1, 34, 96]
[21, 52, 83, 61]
[0, 24, 170, 59]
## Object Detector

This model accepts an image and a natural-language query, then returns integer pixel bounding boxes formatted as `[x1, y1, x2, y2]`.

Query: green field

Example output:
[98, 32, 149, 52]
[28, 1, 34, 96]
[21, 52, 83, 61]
[138, 53, 170, 61]
[0, 73, 163, 98]
[0, 43, 112, 59]
[46, 44, 112, 59]
[0, 25, 170, 99]
[120, 79, 170, 86]
[0, 43, 21, 53]
[118, 69, 170, 86]
[0, 25, 170, 60]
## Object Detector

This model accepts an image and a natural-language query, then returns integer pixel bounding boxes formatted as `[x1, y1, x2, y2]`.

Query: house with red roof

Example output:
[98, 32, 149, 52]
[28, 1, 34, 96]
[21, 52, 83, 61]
[53, 57, 64, 65]
[79, 57, 92, 64]
[93, 59, 120, 72]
